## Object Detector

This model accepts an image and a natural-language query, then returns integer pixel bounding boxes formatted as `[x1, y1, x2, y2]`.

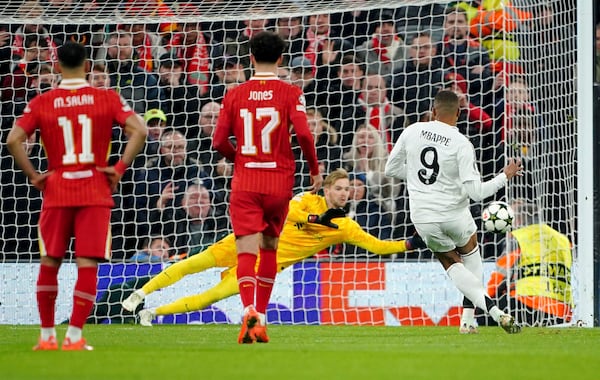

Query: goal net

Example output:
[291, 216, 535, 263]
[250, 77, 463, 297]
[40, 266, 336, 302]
[0, 0, 581, 328]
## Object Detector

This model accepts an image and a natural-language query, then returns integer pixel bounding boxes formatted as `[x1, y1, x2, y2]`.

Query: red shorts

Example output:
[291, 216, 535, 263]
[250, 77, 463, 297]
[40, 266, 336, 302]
[38, 206, 112, 260]
[229, 191, 290, 237]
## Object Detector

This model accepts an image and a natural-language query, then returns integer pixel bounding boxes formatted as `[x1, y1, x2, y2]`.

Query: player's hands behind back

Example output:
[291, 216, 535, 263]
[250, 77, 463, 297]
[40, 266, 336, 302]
[308, 208, 346, 229]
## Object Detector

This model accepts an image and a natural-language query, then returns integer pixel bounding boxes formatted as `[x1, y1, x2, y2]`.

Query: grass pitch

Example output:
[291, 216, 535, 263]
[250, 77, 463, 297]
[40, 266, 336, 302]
[1, 324, 599, 380]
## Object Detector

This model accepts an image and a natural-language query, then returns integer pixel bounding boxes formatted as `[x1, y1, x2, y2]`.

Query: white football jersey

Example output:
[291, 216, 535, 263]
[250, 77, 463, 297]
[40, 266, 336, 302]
[385, 120, 481, 223]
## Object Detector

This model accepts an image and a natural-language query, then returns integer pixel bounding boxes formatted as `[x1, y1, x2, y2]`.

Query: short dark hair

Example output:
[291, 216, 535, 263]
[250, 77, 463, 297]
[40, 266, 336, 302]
[249, 31, 285, 64]
[433, 90, 459, 115]
[57, 41, 87, 69]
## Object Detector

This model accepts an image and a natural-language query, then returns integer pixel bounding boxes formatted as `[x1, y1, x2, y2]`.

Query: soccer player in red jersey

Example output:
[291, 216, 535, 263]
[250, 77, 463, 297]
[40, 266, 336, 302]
[213, 31, 323, 344]
[6, 41, 147, 351]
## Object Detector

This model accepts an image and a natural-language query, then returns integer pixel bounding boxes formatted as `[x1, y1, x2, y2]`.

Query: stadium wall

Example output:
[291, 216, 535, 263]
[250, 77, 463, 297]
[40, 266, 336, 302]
[1, 261, 500, 326]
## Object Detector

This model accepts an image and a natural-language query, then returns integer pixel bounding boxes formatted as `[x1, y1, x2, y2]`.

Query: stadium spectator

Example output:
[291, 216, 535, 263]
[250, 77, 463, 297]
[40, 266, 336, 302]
[317, 54, 365, 141]
[149, 182, 230, 257]
[133, 108, 167, 168]
[390, 32, 444, 125]
[345, 172, 393, 259]
[118, 23, 167, 73]
[277, 66, 291, 82]
[87, 62, 110, 89]
[482, 200, 573, 327]
[212, 31, 322, 344]
[121, 168, 425, 326]
[26, 63, 57, 101]
[343, 72, 405, 151]
[11, 1, 58, 66]
[294, 108, 343, 190]
[167, 14, 215, 96]
[131, 130, 211, 240]
[289, 56, 319, 107]
[356, 10, 407, 83]
[1, 35, 51, 118]
[439, 7, 494, 101]
[128, 236, 173, 263]
[443, 72, 495, 180]
[208, 55, 247, 103]
[395, 3, 449, 42]
[330, 8, 372, 48]
[275, 14, 305, 66]
[6, 41, 147, 350]
[156, 53, 200, 129]
[223, 7, 270, 78]
[0, 131, 45, 259]
[188, 101, 230, 208]
[105, 31, 164, 114]
[385, 90, 523, 334]
[343, 124, 400, 213]
[305, 13, 353, 81]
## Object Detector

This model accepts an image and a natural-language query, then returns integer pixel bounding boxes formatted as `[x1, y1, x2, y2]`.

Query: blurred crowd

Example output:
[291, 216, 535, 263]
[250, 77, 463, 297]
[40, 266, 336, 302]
[0, 0, 578, 261]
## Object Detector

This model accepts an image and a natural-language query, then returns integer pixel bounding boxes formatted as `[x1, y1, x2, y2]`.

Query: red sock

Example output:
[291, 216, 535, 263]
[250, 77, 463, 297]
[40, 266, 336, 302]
[255, 248, 277, 314]
[69, 266, 98, 329]
[237, 253, 257, 308]
[36, 264, 60, 328]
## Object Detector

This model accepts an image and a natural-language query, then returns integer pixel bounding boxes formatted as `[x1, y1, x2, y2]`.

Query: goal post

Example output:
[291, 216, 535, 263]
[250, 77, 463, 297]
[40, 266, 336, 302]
[0, 0, 592, 327]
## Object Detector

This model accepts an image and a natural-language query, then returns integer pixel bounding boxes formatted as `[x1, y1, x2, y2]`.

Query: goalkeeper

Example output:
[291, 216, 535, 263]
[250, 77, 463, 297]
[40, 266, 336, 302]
[122, 168, 425, 325]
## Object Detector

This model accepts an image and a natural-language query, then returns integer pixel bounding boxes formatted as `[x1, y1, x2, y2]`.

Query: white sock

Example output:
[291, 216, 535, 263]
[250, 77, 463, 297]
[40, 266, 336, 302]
[461, 308, 475, 323]
[136, 289, 146, 298]
[41, 327, 56, 340]
[462, 246, 483, 282]
[460, 246, 483, 323]
[488, 306, 504, 322]
[243, 305, 255, 314]
[65, 326, 82, 342]
[446, 263, 488, 312]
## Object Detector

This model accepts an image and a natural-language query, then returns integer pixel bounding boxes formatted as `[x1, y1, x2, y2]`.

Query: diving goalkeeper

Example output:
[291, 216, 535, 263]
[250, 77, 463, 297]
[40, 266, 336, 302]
[122, 168, 425, 326]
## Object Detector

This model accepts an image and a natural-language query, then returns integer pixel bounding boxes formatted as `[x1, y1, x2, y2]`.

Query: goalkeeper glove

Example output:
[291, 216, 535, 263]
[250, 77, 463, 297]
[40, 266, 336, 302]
[405, 232, 427, 250]
[307, 208, 346, 229]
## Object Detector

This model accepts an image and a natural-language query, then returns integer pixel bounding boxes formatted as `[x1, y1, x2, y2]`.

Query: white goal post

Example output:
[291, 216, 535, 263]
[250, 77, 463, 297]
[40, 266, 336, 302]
[0, 0, 593, 327]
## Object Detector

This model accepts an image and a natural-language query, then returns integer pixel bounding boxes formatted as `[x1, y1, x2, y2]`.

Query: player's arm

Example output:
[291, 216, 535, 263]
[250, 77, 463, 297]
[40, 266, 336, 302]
[384, 133, 407, 180]
[287, 193, 344, 228]
[344, 219, 425, 254]
[120, 114, 147, 167]
[6, 125, 51, 191]
[98, 114, 147, 192]
[289, 92, 322, 193]
[212, 98, 236, 162]
[459, 144, 522, 201]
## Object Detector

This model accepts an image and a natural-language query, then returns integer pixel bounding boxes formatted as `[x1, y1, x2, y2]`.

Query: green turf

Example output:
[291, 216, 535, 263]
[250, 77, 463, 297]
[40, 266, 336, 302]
[1, 324, 599, 380]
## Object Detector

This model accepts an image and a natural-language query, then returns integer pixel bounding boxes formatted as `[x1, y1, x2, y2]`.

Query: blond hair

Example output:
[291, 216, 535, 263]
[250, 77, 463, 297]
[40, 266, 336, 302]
[323, 168, 349, 187]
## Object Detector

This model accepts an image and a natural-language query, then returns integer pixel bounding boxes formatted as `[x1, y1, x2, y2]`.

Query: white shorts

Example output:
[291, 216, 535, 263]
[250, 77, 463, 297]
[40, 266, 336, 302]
[414, 209, 477, 252]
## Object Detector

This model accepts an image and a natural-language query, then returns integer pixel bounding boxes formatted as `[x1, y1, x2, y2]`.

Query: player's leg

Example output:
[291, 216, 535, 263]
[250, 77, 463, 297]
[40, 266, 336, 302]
[230, 191, 266, 343]
[253, 194, 289, 343]
[255, 195, 288, 315]
[139, 272, 240, 326]
[122, 249, 219, 312]
[62, 207, 111, 351]
[419, 220, 520, 334]
[33, 208, 74, 351]
[457, 235, 484, 334]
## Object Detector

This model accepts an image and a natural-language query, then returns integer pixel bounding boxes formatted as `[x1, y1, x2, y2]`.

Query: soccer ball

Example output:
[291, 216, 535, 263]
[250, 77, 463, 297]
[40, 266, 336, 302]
[482, 201, 514, 233]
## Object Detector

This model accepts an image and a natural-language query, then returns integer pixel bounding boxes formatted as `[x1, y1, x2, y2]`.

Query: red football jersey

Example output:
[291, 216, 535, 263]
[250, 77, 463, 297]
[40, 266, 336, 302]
[213, 73, 319, 197]
[15, 79, 135, 207]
